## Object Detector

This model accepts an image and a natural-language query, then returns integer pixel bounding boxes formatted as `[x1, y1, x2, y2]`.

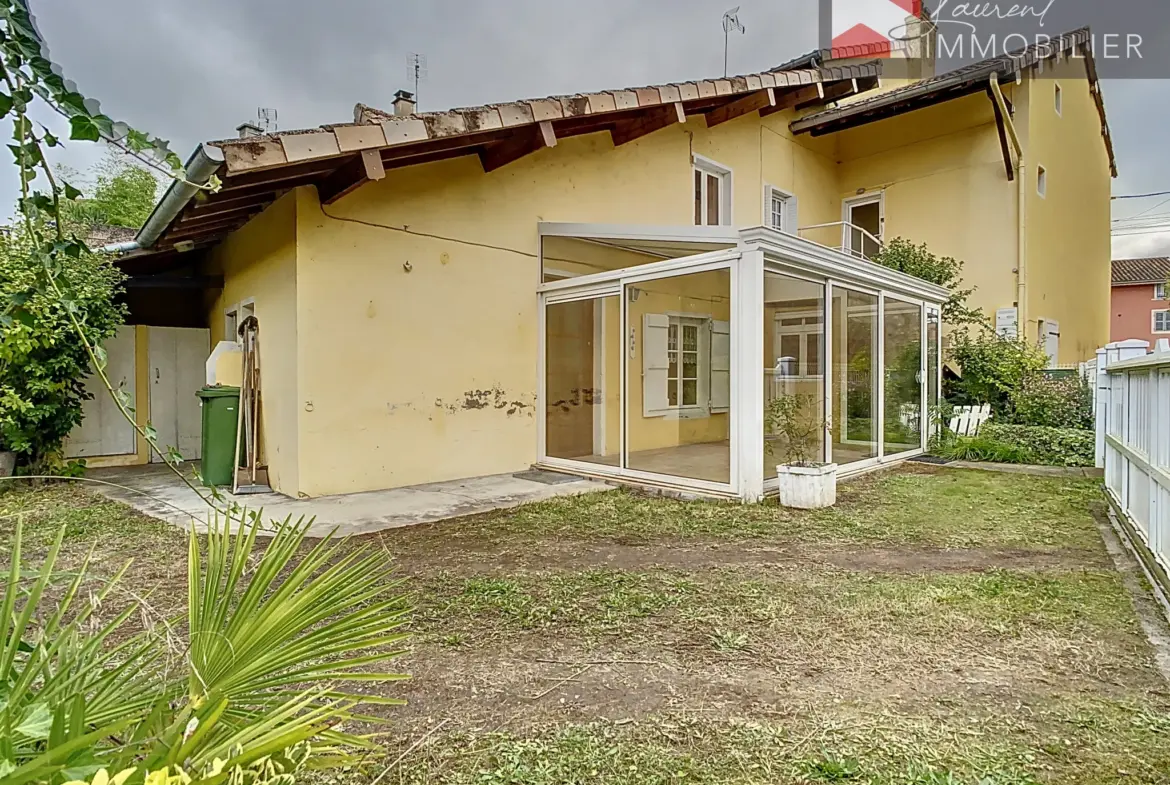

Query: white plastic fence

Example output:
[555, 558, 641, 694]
[949, 404, 991, 437]
[1096, 338, 1170, 581]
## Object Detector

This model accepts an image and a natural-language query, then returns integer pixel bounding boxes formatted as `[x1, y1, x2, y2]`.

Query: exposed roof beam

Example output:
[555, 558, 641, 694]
[318, 149, 386, 205]
[174, 205, 264, 230]
[220, 158, 341, 190]
[166, 217, 249, 241]
[479, 121, 556, 173]
[123, 275, 224, 290]
[190, 192, 273, 216]
[705, 88, 775, 128]
[759, 84, 823, 117]
[611, 102, 685, 146]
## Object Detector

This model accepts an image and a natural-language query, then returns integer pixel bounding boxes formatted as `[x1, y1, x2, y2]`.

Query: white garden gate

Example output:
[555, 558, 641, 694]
[1096, 338, 1170, 595]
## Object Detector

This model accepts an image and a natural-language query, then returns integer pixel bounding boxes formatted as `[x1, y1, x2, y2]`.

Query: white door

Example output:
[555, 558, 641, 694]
[65, 326, 137, 458]
[1041, 319, 1060, 367]
[148, 327, 210, 462]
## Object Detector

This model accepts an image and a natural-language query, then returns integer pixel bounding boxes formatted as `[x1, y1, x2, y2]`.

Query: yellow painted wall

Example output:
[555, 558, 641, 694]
[204, 191, 299, 495]
[1023, 59, 1112, 362]
[833, 93, 1020, 329]
[289, 112, 835, 497]
[210, 78, 1110, 496]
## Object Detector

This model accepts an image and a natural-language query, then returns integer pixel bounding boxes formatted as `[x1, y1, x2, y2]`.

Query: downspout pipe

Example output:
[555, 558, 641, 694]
[989, 72, 1026, 333]
[100, 143, 225, 254]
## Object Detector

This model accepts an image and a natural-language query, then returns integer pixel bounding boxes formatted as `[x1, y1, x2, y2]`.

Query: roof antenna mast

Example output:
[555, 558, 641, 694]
[257, 107, 278, 133]
[407, 53, 428, 109]
[722, 7, 745, 78]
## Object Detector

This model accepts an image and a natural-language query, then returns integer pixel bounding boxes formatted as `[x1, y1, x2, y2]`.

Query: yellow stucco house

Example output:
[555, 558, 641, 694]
[83, 28, 1114, 502]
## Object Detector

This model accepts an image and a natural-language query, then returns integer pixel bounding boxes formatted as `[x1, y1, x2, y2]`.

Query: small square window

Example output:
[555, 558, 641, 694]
[1054, 83, 1062, 115]
[693, 156, 731, 227]
[764, 185, 796, 234]
[1037, 165, 1047, 198]
[1155, 310, 1170, 333]
[1155, 282, 1167, 300]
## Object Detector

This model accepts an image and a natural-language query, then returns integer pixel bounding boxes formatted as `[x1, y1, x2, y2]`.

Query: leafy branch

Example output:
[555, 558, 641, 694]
[0, 0, 227, 511]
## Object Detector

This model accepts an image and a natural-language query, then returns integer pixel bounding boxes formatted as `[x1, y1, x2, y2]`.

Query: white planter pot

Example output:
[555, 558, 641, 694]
[0, 450, 15, 478]
[775, 463, 838, 509]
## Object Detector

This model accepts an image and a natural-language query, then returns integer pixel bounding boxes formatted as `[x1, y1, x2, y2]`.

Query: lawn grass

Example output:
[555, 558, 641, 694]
[422, 467, 1106, 551]
[2, 467, 1168, 785]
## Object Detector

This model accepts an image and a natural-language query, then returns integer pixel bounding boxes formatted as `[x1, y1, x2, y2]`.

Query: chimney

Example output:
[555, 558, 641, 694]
[392, 90, 416, 116]
[236, 121, 263, 138]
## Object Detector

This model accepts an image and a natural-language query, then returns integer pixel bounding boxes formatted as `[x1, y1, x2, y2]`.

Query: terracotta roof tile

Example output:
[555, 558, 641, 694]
[1112, 257, 1170, 285]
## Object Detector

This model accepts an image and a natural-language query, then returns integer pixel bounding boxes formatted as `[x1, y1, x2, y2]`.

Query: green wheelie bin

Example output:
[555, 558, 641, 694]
[196, 386, 241, 487]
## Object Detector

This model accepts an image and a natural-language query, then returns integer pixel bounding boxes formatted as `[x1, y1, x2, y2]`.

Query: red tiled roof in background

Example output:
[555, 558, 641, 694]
[1112, 257, 1170, 285]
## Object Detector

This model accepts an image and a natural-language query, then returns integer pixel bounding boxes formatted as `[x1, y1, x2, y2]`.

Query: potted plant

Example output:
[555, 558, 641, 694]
[765, 393, 836, 509]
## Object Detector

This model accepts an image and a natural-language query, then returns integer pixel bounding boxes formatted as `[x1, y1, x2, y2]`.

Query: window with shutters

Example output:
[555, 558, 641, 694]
[642, 313, 729, 417]
[1155, 310, 1170, 333]
[764, 185, 797, 234]
[693, 155, 731, 227]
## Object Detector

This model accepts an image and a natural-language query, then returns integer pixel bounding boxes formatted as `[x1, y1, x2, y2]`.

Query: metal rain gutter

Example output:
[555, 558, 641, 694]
[101, 143, 225, 254]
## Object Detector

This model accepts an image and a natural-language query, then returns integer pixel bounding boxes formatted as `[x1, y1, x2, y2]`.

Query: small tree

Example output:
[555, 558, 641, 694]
[60, 150, 160, 229]
[0, 227, 126, 470]
[872, 237, 985, 327]
[948, 329, 1048, 418]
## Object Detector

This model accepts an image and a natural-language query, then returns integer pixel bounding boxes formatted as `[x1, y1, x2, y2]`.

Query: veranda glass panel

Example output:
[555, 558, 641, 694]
[884, 298, 923, 455]
[830, 287, 878, 464]
[927, 308, 940, 433]
[763, 272, 825, 477]
[625, 269, 731, 483]
[545, 296, 621, 466]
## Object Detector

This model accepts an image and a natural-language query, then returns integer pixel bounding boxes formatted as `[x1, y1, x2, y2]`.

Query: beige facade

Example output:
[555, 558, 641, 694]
[186, 62, 1110, 497]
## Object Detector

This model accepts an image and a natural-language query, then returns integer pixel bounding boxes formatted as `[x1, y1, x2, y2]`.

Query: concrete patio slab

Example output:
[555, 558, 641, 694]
[87, 464, 609, 537]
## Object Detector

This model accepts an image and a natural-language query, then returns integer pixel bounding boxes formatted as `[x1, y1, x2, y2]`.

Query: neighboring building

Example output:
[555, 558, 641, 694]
[1111, 257, 1170, 344]
[79, 29, 1114, 501]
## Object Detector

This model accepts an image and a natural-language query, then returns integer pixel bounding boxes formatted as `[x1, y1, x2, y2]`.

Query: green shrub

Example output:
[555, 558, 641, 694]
[980, 422, 1095, 467]
[936, 434, 1035, 464]
[0, 228, 126, 471]
[947, 331, 1048, 418]
[1010, 373, 1093, 430]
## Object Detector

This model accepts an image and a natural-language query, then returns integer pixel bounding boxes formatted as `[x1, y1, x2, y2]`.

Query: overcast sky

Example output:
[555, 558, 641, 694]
[8, 0, 1169, 259]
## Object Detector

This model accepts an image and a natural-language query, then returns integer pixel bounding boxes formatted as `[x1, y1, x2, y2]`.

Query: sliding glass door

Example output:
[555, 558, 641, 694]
[830, 287, 879, 466]
[883, 298, 924, 455]
[625, 268, 731, 484]
[545, 294, 621, 466]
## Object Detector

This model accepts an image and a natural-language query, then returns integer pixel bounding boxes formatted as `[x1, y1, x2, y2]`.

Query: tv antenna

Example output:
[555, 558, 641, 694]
[722, 7, 745, 77]
[257, 107, 278, 133]
[407, 53, 428, 108]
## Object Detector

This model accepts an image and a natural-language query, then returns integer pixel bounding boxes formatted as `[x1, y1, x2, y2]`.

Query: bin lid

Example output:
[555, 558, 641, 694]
[196, 385, 241, 399]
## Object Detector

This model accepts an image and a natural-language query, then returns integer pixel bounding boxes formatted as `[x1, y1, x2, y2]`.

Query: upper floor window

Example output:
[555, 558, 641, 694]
[693, 155, 731, 226]
[1054, 82, 1062, 116]
[1037, 165, 1047, 198]
[1154, 309, 1170, 333]
[1155, 282, 1167, 300]
[764, 185, 797, 234]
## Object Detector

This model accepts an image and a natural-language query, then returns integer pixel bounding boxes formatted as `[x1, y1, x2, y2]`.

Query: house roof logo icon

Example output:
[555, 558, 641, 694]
[831, 0, 924, 59]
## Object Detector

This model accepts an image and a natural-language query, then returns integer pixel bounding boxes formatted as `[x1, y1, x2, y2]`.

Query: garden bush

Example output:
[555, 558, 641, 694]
[947, 330, 1048, 418]
[936, 433, 1034, 464]
[979, 422, 1095, 467]
[1009, 372, 1093, 430]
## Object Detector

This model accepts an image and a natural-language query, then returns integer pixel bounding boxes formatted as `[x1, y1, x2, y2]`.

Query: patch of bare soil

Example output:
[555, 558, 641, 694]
[385, 537, 1106, 578]
[379, 630, 1157, 737]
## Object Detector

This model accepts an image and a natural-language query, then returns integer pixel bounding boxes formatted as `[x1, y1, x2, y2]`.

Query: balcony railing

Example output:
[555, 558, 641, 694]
[797, 221, 884, 262]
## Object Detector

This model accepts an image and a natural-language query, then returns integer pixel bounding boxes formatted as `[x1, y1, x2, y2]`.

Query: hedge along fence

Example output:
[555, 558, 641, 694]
[979, 423, 1095, 468]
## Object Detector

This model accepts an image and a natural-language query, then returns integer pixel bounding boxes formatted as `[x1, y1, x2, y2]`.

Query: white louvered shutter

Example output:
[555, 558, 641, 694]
[643, 313, 670, 417]
[710, 320, 730, 413]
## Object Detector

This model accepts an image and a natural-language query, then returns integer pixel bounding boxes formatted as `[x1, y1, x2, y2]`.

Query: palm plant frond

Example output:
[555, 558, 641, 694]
[3, 509, 412, 781]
